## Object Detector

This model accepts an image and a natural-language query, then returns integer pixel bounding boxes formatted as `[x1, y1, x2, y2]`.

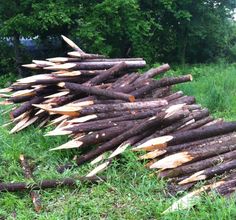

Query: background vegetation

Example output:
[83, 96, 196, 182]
[0, 0, 235, 76]
[0, 0, 236, 219]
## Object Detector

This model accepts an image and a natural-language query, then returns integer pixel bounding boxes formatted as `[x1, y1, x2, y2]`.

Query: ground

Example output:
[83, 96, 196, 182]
[0, 63, 236, 219]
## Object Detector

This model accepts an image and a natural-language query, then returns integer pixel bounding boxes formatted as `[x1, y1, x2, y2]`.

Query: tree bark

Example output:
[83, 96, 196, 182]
[13, 32, 24, 77]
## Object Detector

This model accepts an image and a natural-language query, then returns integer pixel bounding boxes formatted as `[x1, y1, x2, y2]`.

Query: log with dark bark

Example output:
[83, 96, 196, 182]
[19, 155, 42, 212]
[136, 64, 170, 81]
[150, 135, 236, 169]
[131, 75, 192, 97]
[0, 176, 104, 192]
[11, 96, 45, 119]
[179, 159, 236, 185]
[84, 62, 128, 86]
[50, 124, 135, 151]
[178, 116, 213, 131]
[44, 61, 146, 71]
[134, 122, 236, 153]
[61, 82, 135, 102]
[215, 177, 236, 196]
[62, 119, 144, 134]
[51, 100, 168, 116]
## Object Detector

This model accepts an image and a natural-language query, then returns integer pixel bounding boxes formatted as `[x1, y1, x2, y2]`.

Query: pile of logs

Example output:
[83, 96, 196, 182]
[1, 35, 236, 213]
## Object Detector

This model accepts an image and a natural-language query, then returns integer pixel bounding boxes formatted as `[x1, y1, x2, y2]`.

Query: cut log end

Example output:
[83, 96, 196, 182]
[150, 152, 193, 169]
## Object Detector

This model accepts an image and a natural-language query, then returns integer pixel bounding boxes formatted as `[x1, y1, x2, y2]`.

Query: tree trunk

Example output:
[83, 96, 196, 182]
[13, 32, 23, 77]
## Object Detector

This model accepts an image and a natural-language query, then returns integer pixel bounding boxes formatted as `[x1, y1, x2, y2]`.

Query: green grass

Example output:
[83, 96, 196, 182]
[0, 63, 236, 219]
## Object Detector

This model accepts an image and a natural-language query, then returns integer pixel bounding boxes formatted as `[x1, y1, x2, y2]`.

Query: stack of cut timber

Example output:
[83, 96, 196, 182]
[1, 35, 236, 209]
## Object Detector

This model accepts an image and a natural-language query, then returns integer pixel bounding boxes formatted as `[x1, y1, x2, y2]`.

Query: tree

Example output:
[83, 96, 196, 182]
[0, 0, 79, 76]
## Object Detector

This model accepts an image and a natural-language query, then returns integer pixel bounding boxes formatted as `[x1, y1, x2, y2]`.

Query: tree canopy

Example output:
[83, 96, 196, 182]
[0, 0, 235, 75]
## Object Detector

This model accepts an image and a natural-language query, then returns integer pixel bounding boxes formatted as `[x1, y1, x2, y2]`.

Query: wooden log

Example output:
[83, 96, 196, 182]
[179, 159, 236, 185]
[60, 82, 135, 102]
[68, 51, 106, 59]
[61, 35, 86, 54]
[44, 61, 146, 71]
[11, 96, 45, 119]
[151, 87, 171, 98]
[136, 64, 170, 81]
[168, 96, 196, 105]
[164, 91, 184, 102]
[19, 155, 42, 212]
[84, 62, 128, 86]
[47, 57, 143, 63]
[131, 75, 192, 98]
[150, 135, 236, 169]
[49, 100, 168, 116]
[62, 119, 143, 134]
[0, 176, 104, 192]
[9, 95, 34, 103]
[135, 122, 236, 153]
[178, 116, 213, 131]
[214, 178, 236, 196]
[155, 132, 236, 159]
[50, 124, 134, 151]
[191, 108, 209, 120]
[111, 73, 140, 92]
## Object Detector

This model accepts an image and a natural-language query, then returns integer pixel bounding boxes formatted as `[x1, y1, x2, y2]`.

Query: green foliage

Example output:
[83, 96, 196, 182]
[74, 0, 157, 62]
[169, 63, 236, 120]
[0, 0, 235, 69]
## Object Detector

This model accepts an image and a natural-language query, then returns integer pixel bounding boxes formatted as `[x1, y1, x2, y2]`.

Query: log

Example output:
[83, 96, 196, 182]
[19, 155, 42, 212]
[159, 149, 236, 179]
[179, 159, 236, 185]
[112, 73, 140, 92]
[178, 116, 213, 131]
[84, 62, 128, 86]
[155, 132, 236, 159]
[44, 61, 146, 71]
[134, 122, 236, 153]
[47, 57, 143, 63]
[61, 82, 135, 102]
[0, 176, 104, 192]
[151, 87, 171, 98]
[150, 135, 236, 169]
[11, 96, 45, 119]
[53, 100, 168, 116]
[168, 96, 196, 105]
[62, 119, 143, 134]
[136, 64, 170, 81]
[50, 124, 134, 151]
[131, 75, 192, 97]
[215, 178, 236, 196]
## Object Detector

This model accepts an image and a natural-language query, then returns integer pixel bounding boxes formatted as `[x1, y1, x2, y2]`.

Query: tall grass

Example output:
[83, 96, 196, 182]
[168, 63, 236, 120]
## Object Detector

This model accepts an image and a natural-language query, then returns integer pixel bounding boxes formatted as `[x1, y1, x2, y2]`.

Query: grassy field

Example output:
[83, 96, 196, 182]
[0, 63, 236, 219]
